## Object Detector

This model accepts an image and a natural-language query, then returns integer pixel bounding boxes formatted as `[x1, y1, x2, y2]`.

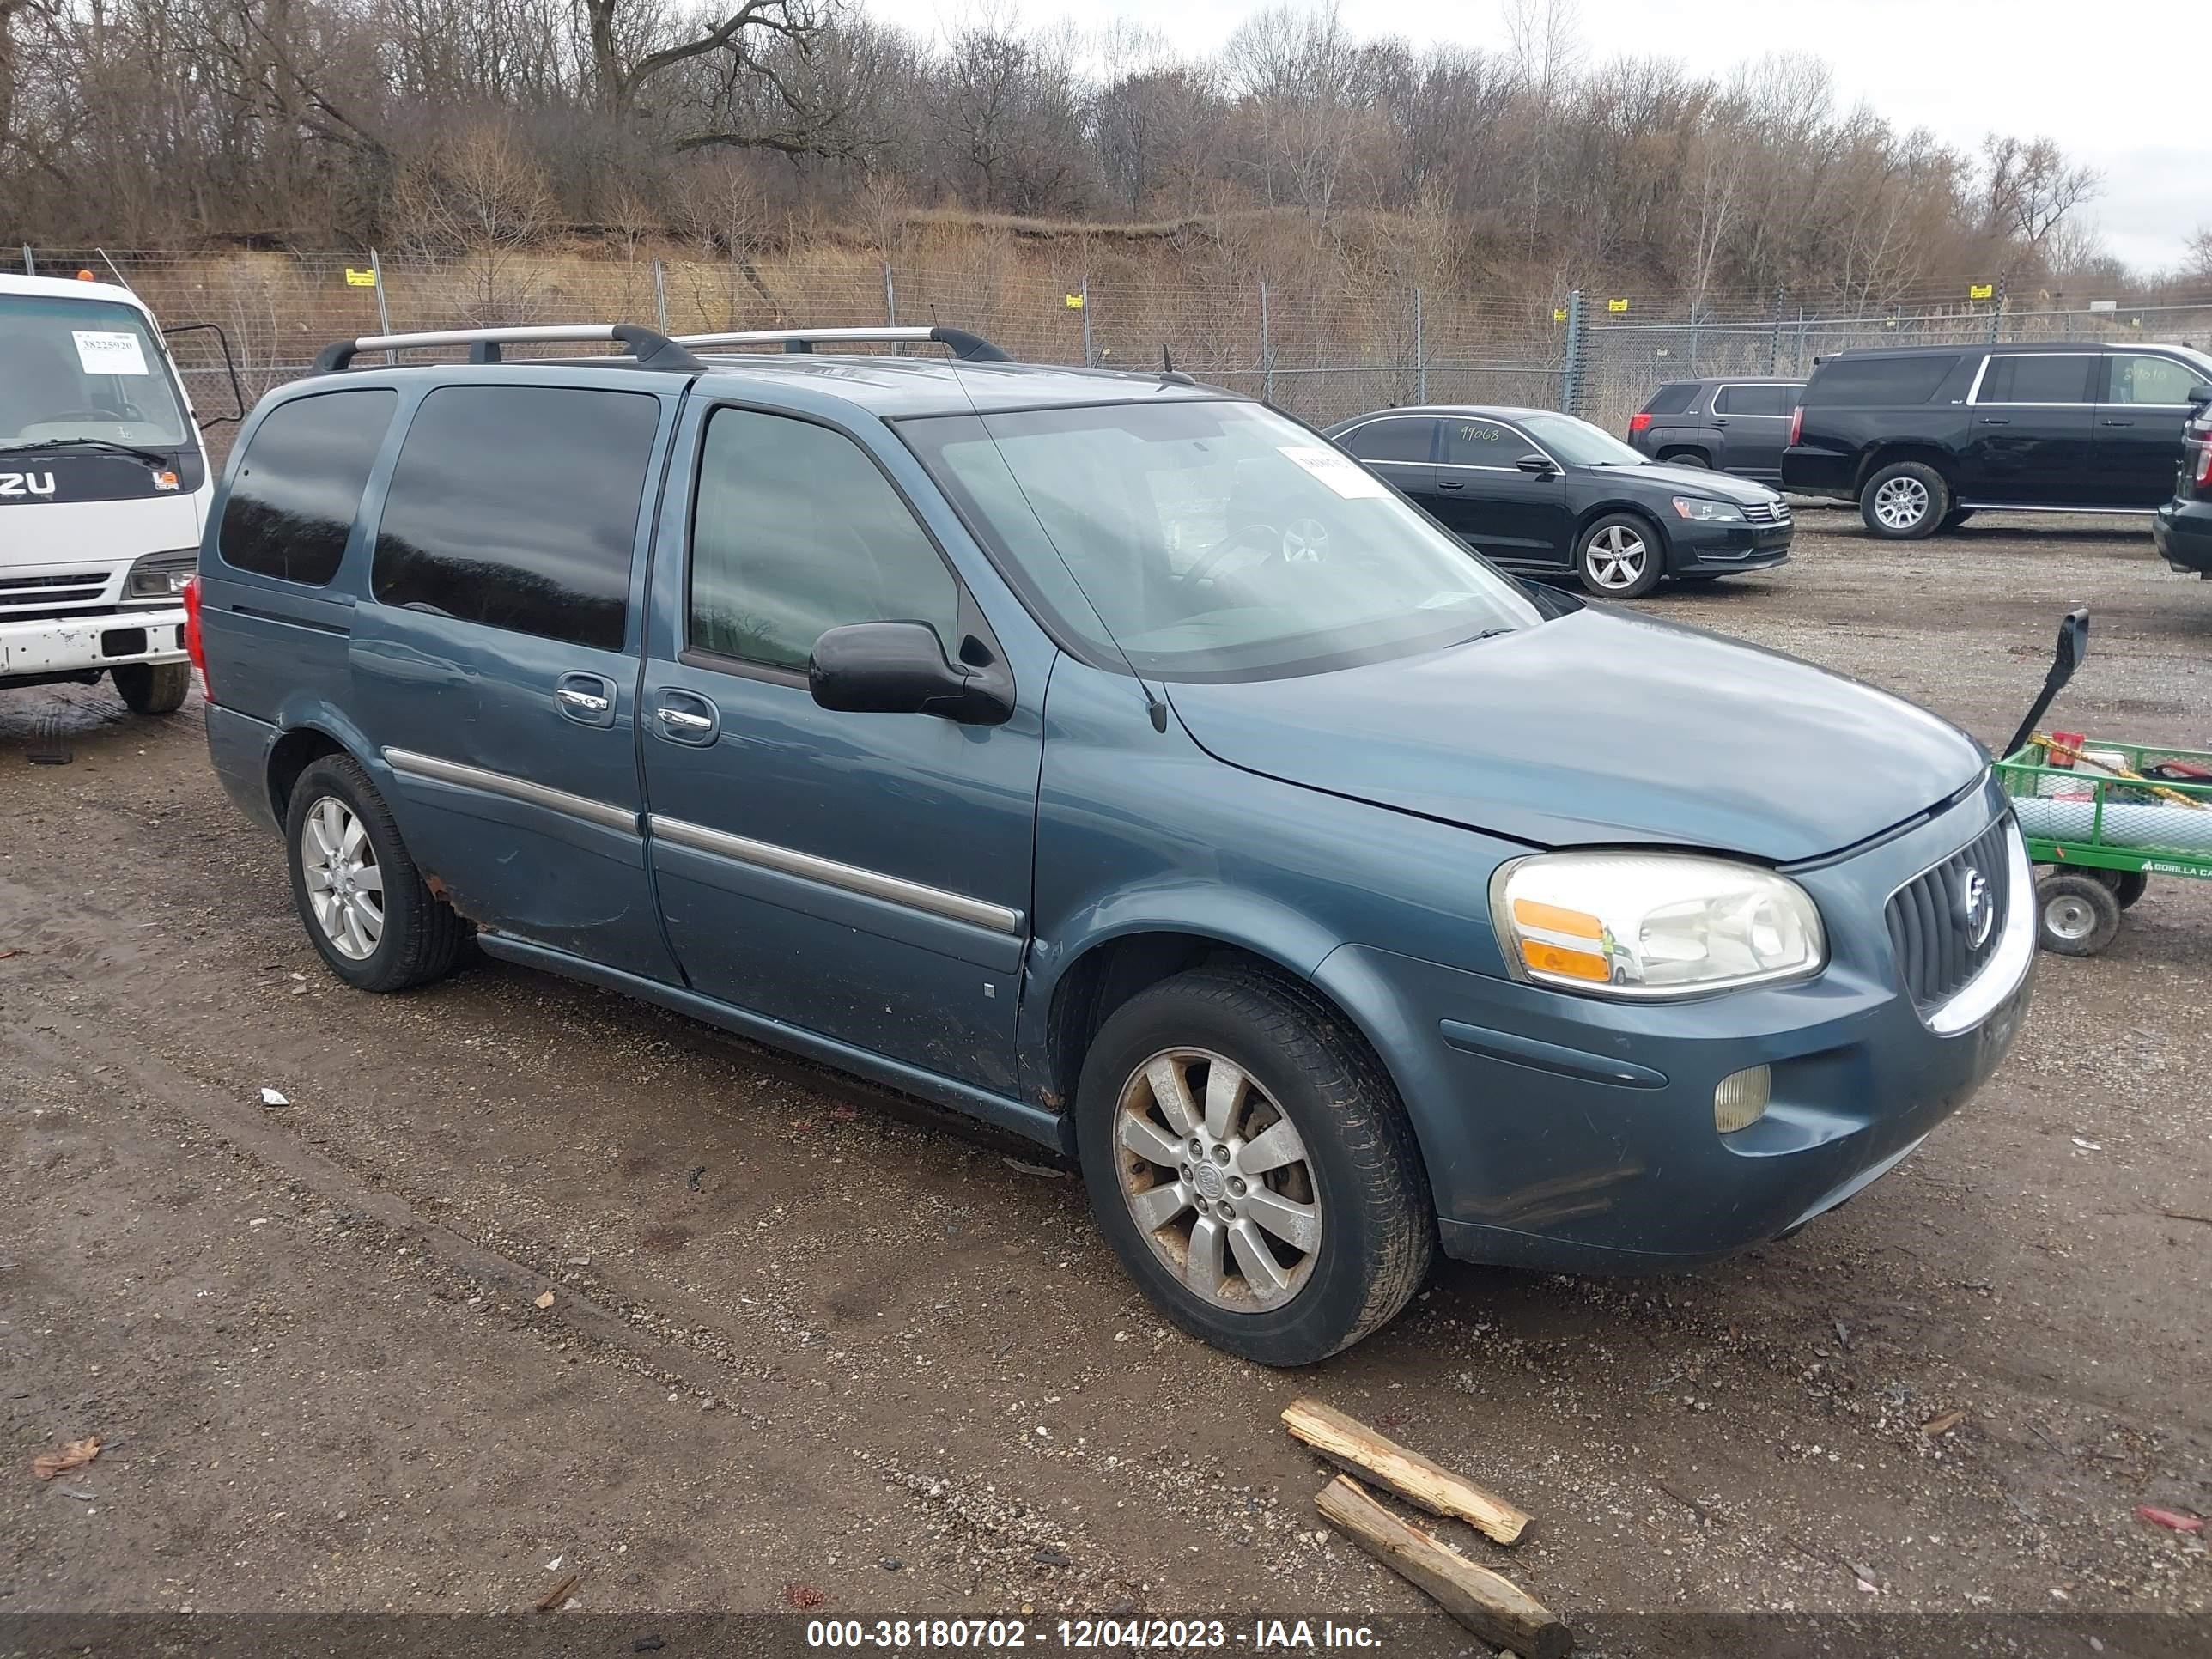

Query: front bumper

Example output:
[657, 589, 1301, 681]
[2153, 501, 2212, 575]
[0, 606, 187, 681]
[1669, 515, 1793, 575]
[1316, 781, 2032, 1272]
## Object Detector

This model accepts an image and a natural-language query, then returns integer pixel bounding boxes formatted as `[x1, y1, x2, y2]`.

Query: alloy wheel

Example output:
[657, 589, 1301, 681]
[1584, 524, 1649, 591]
[1873, 475, 1929, 531]
[1113, 1048, 1322, 1312]
[301, 795, 385, 960]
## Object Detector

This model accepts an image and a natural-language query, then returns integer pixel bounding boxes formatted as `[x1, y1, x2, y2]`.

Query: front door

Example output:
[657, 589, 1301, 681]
[349, 376, 679, 982]
[2096, 352, 2209, 507]
[1432, 415, 1569, 568]
[638, 401, 1042, 1097]
[1960, 352, 2099, 505]
[1711, 383, 1798, 480]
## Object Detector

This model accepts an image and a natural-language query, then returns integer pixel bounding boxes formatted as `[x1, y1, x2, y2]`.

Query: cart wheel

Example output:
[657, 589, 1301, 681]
[2114, 872, 2148, 909]
[2037, 873, 2121, 957]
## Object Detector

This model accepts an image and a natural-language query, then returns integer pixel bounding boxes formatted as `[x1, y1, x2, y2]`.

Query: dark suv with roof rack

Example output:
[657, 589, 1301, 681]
[189, 319, 2033, 1366]
[1782, 341, 2212, 538]
[1626, 375, 1806, 483]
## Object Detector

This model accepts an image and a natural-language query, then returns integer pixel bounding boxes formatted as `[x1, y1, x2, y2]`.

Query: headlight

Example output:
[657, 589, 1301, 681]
[1491, 853, 1826, 998]
[126, 550, 198, 599]
[1671, 496, 1745, 523]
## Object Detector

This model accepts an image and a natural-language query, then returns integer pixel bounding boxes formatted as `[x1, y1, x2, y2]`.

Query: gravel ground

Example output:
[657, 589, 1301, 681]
[3, 509, 2208, 1642]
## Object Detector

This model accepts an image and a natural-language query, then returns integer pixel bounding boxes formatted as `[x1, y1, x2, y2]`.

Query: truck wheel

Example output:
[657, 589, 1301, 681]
[2090, 868, 2149, 908]
[1576, 513, 1665, 598]
[285, 754, 470, 992]
[1860, 461, 1949, 539]
[1661, 451, 1711, 469]
[1075, 968, 1434, 1366]
[2036, 873, 2120, 957]
[112, 662, 191, 714]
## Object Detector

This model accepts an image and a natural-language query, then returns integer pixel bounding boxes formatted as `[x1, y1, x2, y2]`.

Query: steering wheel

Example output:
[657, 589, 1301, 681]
[31, 408, 127, 424]
[1185, 518, 1332, 585]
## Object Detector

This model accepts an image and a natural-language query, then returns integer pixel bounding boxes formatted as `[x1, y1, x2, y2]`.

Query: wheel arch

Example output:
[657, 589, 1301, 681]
[1573, 499, 1673, 571]
[264, 705, 382, 824]
[1655, 444, 1712, 468]
[1855, 443, 1958, 494]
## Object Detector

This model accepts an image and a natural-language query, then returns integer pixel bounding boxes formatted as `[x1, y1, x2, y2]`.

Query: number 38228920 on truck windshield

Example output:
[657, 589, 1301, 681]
[191, 320, 2035, 1365]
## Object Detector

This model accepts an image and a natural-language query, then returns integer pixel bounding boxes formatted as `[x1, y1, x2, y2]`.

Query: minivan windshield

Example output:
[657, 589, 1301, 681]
[903, 399, 1543, 680]
[1520, 413, 1646, 468]
[0, 293, 191, 450]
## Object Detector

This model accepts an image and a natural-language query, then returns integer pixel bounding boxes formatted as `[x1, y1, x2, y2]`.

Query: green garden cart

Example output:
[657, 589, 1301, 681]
[1993, 610, 2212, 957]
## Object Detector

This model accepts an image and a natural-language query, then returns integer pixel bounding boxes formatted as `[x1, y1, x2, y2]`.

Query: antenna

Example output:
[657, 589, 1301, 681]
[1161, 343, 1173, 374]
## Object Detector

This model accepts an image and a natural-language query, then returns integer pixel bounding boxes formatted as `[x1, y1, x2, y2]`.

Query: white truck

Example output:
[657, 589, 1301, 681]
[1, 271, 233, 714]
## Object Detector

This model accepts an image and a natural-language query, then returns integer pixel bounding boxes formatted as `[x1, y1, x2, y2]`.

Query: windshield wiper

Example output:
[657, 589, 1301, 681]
[1451, 627, 1517, 647]
[0, 436, 173, 468]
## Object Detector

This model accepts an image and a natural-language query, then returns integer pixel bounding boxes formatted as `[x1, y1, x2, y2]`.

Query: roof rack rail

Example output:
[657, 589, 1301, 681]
[672, 325, 1011, 363]
[312, 324, 704, 374]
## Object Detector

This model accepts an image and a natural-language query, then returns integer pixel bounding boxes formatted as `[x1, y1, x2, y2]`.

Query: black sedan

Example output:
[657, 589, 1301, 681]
[1324, 404, 1792, 598]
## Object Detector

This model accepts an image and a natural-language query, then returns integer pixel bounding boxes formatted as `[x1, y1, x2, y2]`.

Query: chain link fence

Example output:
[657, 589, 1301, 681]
[21, 247, 2212, 444]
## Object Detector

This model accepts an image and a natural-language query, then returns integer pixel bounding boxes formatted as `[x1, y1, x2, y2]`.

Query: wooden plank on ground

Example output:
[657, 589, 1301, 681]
[1315, 1476, 1571, 1659]
[1282, 1396, 1531, 1545]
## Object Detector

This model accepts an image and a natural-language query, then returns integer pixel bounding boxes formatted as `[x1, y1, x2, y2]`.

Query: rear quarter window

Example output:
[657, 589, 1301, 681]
[1640, 383, 1703, 416]
[1804, 355, 1960, 407]
[217, 389, 396, 585]
[370, 384, 659, 653]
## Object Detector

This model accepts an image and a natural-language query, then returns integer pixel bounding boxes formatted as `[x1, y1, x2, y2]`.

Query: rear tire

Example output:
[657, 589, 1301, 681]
[112, 661, 191, 714]
[1938, 507, 1976, 532]
[1575, 512, 1665, 599]
[2036, 873, 2120, 957]
[1860, 460, 1950, 540]
[2090, 868, 2149, 908]
[1660, 451, 1711, 469]
[285, 754, 469, 992]
[1075, 968, 1434, 1366]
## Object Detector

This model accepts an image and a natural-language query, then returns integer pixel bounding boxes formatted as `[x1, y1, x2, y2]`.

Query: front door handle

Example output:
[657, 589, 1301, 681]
[651, 689, 721, 746]
[1977, 416, 2011, 426]
[556, 686, 609, 713]
[2101, 418, 2136, 428]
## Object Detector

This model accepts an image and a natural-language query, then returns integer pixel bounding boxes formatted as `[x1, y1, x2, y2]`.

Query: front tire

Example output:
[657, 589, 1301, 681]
[1075, 969, 1434, 1366]
[1860, 461, 1950, 540]
[2036, 873, 2121, 957]
[1575, 513, 1665, 599]
[112, 661, 190, 714]
[285, 754, 469, 992]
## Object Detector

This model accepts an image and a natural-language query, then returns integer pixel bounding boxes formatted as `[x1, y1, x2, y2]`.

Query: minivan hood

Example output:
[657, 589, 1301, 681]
[1164, 607, 1984, 862]
[1617, 461, 1778, 502]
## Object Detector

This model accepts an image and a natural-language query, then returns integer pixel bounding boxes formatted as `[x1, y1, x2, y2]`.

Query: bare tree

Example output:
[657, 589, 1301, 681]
[390, 122, 555, 323]
[1981, 134, 2100, 248]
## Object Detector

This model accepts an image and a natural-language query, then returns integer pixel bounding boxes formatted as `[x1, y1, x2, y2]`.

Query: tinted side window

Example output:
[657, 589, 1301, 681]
[1805, 355, 1959, 406]
[1346, 418, 1435, 463]
[218, 390, 394, 585]
[2106, 354, 2205, 406]
[1441, 418, 1524, 465]
[1978, 355, 2094, 404]
[372, 385, 658, 652]
[690, 408, 960, 672]
[1714, 385, 1797, 416]
[1641, 383, 1702, 416]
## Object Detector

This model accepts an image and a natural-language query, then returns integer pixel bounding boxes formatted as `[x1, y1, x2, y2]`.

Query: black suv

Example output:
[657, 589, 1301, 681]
[1626, 376, 1805, 483]
[1782, 341, 2212, 538]
[2154, 400, 2212, 576]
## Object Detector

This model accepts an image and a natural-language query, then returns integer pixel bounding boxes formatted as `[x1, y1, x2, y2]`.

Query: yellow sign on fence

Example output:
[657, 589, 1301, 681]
[1553, 307, 1568, 323]
[1969, 282, 1994, 301]
[344, 267, 377, 287]
[1607, 298, 1629, 313]
[1064, 292, 1084, 310]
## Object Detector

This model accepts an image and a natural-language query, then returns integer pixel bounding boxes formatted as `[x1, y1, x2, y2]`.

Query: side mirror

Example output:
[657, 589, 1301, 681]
[808, 620, 1012, 725]
[2188, 385, 2212, 408]
[1516, 453, 1558, 477]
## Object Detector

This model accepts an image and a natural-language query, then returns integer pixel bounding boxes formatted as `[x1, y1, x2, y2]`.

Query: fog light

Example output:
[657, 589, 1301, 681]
[1714, 1065, 1771, 1133]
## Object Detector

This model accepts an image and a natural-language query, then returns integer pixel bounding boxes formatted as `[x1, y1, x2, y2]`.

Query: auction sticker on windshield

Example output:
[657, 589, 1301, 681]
[1279, 445, 1389, 498]
[73, 330, 150, 375]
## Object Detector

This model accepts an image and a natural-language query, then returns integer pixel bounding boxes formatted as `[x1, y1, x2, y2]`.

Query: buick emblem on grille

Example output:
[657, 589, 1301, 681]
[1962, 868, 1994, 949]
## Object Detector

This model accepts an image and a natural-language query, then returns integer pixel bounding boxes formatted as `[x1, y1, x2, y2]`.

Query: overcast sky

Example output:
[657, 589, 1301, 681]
[865, 0, 2209, 276]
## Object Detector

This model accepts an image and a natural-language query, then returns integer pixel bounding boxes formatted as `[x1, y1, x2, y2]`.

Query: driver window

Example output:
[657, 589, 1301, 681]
[690, 408, 961, 672]
[1347, 418, 1436, 463]
[1441, 418, 1522, 466]
[2106, 355, 2202, 407]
